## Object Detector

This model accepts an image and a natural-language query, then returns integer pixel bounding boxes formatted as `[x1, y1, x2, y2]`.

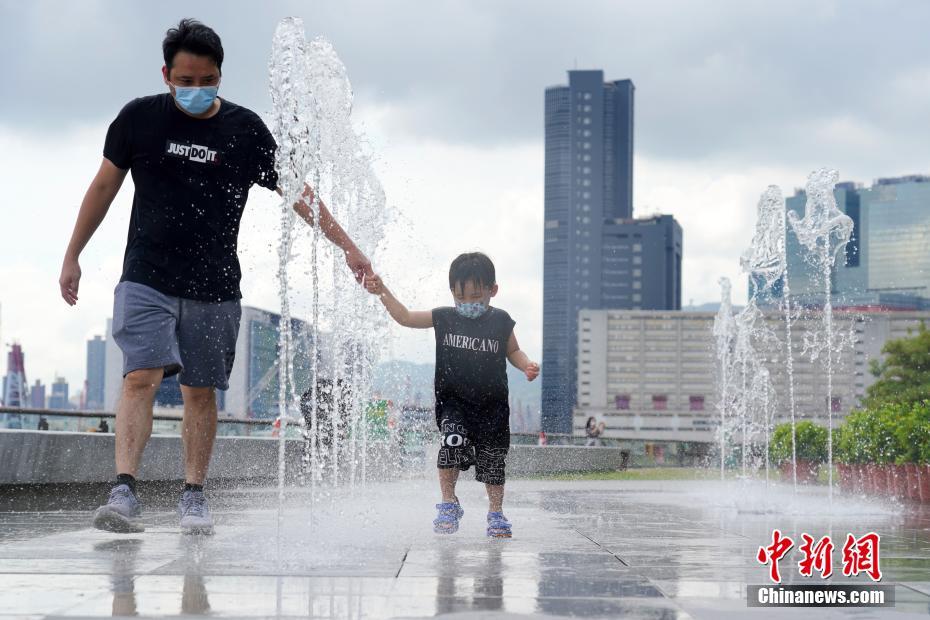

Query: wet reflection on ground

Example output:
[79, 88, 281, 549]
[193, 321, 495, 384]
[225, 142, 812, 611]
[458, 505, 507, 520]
[1, 478, 929, 618]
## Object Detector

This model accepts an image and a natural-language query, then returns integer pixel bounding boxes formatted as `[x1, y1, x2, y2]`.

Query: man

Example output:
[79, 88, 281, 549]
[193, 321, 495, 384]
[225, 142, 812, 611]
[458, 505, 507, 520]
[59, 19, 371, 535]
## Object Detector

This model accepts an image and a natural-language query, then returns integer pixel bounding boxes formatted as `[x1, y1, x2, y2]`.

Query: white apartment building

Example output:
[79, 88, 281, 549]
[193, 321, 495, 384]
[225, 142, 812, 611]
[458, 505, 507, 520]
[574, 309, 930, 442]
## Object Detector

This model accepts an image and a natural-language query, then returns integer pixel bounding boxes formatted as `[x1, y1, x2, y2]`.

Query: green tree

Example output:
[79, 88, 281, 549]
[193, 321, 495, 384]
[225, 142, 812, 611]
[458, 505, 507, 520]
[865, 322, 930, 409]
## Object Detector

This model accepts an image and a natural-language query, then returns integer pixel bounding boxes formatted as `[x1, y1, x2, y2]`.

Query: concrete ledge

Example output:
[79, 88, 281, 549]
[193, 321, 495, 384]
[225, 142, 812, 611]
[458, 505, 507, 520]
[0, 429, 625, 485]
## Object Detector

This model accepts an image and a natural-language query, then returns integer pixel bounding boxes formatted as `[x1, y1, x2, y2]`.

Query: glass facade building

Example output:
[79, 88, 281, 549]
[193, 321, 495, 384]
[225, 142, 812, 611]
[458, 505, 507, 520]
[864, 179, 930, 299]
[84, 335, 106, 410]
[762, 176, 930, 309]
[225, 306, 325, 420]
[542, 70, 682, 433]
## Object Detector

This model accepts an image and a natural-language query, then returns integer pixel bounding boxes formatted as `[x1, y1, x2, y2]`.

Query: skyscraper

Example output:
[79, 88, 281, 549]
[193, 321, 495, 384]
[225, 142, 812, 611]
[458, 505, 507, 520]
[85, 335, 106, 410]
[48, 376, 69, 410]
[30, 379, 45, 409]
[542, 70, 682, 432]
[104, 319, 122, 412]
[2, 343, 28, 408]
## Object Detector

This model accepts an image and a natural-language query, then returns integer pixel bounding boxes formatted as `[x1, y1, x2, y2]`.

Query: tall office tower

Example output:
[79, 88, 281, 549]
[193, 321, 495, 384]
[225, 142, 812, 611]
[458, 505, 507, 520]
[759, 175, 930, 310]
[48, 376, 69, 410]
[541, 70, 683, 433]
[855, 176, 930, 307]
[85, 335, 106, 410]
[2, 343, 28, 407]
[30, 379, 45, 409]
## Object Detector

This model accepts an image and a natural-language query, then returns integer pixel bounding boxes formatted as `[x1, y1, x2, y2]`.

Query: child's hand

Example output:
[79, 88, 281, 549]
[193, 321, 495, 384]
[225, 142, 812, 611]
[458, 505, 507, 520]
[364, 274, 385, 296]
[525, 361, 540, 382]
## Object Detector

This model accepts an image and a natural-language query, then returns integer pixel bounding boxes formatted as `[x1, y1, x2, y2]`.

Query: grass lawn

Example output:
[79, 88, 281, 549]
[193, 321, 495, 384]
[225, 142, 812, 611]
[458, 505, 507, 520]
[538, 467, 730, 481]
[535, 465, 834, 483]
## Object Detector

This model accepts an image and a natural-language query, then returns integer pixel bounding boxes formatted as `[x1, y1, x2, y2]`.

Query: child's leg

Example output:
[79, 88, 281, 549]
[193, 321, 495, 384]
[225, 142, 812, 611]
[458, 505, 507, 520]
[439, 467, 460, 503]
[486, 483, 504, 513]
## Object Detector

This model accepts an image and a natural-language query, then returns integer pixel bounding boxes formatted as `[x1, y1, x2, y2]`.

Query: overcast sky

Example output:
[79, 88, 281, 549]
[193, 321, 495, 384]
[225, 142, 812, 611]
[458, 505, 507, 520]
[3, 0, 930, 394]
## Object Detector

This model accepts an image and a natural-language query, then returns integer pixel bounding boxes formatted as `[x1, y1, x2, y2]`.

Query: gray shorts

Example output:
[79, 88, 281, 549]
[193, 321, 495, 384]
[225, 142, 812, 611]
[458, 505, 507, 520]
[112, 281, 241, 389]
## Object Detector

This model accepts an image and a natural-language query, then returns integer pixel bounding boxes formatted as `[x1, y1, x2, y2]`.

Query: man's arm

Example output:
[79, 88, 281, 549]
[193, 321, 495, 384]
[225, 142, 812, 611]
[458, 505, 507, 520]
[364, 275, 433, 329]
[506, 332, 540, 381]
[277, 184, 373, 283]
[59, 158, 128, 305]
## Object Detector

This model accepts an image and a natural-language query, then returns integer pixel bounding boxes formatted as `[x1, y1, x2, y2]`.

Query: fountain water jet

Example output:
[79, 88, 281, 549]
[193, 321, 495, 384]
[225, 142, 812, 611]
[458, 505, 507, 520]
[740, 186, 789, 486]
[714, 169, 855, 500]
[269, 18, 390, 502]
[713, 278, 735, 480]
[787, 168, 854, 502]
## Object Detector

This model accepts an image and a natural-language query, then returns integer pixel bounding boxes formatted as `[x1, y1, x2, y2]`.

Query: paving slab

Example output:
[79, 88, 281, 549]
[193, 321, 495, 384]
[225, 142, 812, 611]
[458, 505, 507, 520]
[1, 477, 929, 618]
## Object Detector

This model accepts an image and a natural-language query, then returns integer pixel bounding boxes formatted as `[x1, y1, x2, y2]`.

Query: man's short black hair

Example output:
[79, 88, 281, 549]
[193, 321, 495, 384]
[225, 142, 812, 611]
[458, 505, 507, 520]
[449, 252, 496, 293]
[163, 18, 224, 73]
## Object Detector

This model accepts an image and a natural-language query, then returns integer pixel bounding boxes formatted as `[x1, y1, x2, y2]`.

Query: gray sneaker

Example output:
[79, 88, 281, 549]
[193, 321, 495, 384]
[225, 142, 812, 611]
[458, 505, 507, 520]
[93, 484, 144, 533]
[178, 490, 214, 535]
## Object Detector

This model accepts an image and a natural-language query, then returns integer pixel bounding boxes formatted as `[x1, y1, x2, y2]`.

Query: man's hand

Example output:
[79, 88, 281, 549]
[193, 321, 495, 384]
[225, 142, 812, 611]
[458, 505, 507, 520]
[364, 274, 385, 296]
[59, 256, 82, 306]
[525, 361, 540, 382]
[344, 245, 373, 284]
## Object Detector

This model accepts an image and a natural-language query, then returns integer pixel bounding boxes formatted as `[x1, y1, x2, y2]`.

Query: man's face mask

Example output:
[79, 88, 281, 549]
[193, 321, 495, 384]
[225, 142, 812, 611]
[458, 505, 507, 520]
[172, 83, 219, 115]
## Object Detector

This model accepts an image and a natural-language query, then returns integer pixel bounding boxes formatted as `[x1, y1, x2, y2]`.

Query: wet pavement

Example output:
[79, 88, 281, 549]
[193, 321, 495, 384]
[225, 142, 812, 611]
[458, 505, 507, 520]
[2, 477, 930, 618]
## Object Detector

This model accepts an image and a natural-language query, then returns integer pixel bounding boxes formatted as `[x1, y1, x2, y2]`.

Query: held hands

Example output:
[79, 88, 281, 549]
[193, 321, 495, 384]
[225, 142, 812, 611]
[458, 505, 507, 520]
[364, 273, 385, 296]
[525, 361, 540, 382]
[344, 245, 373, 284]
[59, 257, 81, 306]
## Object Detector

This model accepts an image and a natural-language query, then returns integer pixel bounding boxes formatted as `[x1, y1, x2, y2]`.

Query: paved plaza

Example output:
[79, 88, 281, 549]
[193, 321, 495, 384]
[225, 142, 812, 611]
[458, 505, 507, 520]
[2, 476, 930, 618]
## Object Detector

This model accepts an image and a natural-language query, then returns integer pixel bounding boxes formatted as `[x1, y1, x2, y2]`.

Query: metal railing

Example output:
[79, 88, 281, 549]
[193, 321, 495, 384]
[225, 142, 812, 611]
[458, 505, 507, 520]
[0, 406, 274, 437]
[0, 406, 628, 447]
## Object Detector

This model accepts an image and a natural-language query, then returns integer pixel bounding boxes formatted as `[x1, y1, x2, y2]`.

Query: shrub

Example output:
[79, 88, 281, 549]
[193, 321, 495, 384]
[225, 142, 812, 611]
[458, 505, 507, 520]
[769, 421, 828, 464]
[833, 401, 919, 464]
[893, 400, 930, 464]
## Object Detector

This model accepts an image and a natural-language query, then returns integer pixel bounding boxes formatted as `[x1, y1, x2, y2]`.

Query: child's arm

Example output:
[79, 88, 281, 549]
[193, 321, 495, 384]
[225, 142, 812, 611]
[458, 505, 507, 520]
[364, 274, 434, 329]
[506, 332, 540, 381]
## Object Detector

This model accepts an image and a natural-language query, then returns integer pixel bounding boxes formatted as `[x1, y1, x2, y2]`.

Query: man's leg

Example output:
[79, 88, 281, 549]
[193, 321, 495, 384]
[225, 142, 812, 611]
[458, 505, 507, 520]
[180, 386, 217, 485]
[115, 368, 164, 476]
[176, 385, 218, 535]
[175, 296, 239, 487]
[94, 367, 164, 532]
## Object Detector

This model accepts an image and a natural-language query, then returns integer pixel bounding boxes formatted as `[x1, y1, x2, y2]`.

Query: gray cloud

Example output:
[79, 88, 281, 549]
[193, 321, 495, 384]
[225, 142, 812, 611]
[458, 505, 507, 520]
[5, 0, 930, 182]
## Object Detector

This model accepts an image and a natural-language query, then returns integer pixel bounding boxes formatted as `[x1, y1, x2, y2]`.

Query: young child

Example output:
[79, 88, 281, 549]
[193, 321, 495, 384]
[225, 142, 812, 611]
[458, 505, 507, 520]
[365, 252, 539, 537]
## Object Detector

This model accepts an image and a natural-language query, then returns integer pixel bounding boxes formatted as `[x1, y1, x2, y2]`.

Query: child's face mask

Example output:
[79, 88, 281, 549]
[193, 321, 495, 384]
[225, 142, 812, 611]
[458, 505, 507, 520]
[455, 301, 488, 319]
[451, 280, 497, 319]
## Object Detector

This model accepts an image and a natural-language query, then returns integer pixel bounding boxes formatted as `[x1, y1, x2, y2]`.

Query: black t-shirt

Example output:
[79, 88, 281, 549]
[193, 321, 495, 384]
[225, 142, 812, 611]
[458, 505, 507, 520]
[431, 306, 516, 432]
[103, 94, 279, 302]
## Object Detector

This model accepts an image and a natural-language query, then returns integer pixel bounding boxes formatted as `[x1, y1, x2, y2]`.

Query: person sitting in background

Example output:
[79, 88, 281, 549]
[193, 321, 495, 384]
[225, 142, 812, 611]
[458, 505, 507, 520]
[585, 416, 605, 447]
[299, 377, 351, 477]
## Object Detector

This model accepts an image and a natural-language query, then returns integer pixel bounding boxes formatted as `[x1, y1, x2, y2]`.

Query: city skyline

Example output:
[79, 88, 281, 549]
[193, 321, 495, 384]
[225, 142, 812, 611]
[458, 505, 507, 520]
[4, 1, 930, 392]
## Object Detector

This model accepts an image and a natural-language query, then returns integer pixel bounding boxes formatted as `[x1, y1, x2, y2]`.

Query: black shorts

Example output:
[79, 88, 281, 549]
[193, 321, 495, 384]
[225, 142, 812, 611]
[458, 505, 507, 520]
[436, 408, 509, 485]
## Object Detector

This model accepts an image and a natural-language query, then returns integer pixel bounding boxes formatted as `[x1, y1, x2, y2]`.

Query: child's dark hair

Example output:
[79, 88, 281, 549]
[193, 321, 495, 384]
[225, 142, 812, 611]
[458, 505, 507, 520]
[163, 18, 224, 73]
[449, 252, 496, 293]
